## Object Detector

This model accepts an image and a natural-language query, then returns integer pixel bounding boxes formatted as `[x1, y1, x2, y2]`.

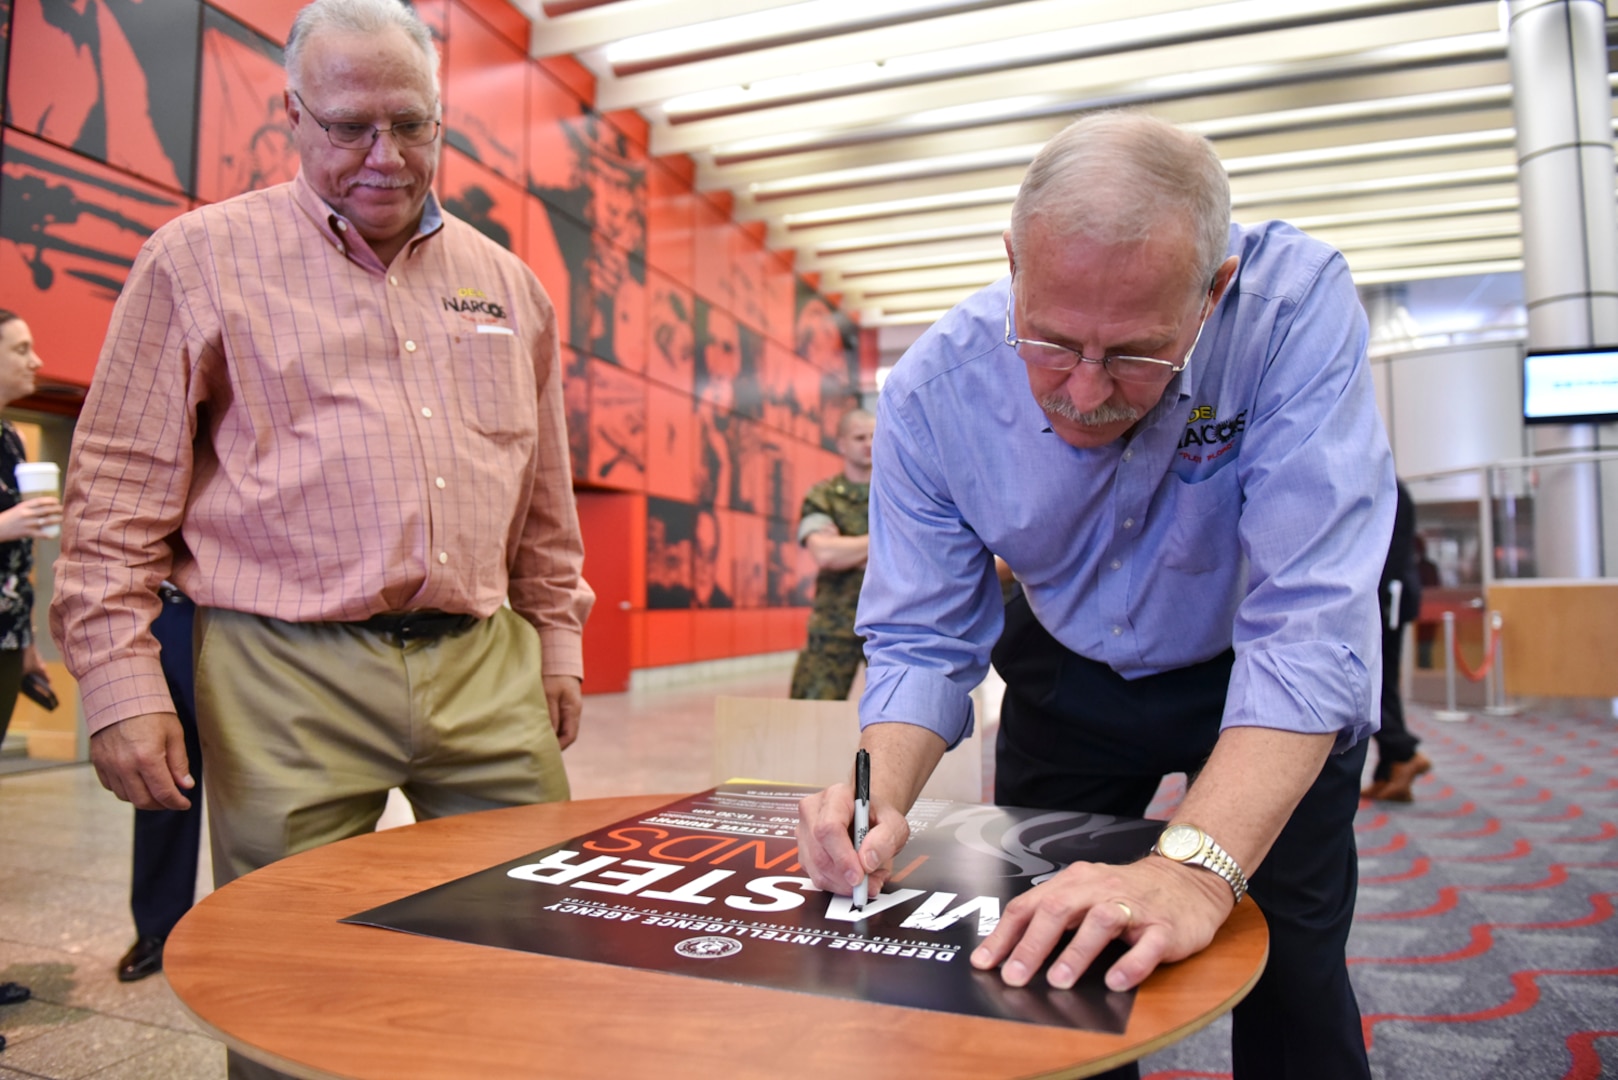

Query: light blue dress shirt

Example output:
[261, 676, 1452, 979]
[856, 221, 1394, 753]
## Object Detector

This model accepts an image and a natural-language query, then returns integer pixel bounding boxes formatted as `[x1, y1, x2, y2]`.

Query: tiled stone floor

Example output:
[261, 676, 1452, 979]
[0, 657, 876, 1079]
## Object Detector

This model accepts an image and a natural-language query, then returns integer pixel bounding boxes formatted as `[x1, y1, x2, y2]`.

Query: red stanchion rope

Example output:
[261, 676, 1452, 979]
[1450, 616, 1499, 683]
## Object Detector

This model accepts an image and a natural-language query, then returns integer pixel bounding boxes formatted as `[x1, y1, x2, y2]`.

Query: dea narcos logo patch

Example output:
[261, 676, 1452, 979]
[675, 936, 742, 959]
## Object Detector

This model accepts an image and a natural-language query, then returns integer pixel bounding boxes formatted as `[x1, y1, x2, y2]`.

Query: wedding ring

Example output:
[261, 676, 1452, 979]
[1113, 900, 1134, 927]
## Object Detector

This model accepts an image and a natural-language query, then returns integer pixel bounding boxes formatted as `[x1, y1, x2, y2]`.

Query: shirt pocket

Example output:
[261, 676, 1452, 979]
[457, 331, 532, 440]
[1159, 463, 1242, 575]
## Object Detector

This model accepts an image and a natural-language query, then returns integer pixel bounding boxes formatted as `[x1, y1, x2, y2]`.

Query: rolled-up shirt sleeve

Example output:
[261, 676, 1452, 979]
[855, 387, 1004, 749]
[1223, 250, 1393, 750]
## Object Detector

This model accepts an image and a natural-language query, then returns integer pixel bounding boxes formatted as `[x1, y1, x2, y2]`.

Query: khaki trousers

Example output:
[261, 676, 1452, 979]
[196, 607, 570, 1080]
[194, 605, 570, 890]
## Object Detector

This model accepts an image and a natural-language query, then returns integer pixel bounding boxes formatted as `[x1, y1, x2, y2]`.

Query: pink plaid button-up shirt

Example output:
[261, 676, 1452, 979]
[52, 173, 593, 734]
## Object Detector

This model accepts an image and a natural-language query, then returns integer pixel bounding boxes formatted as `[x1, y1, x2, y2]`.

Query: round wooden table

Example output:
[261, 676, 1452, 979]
[165, 795, 1267, 1079]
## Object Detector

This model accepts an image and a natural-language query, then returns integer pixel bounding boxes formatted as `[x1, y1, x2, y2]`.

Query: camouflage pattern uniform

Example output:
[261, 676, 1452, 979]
[789, 474, 869, 699]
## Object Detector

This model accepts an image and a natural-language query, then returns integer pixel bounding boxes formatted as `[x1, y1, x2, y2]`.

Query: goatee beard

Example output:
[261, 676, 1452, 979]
[1037, 393, 1141, 427]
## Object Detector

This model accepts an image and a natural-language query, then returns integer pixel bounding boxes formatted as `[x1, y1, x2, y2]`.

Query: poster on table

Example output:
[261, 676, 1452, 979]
[344, 782, 1164, 1033]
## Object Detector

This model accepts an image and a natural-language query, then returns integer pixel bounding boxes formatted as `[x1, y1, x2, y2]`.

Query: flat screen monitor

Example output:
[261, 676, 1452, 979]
[1522, 347, 1618, 425]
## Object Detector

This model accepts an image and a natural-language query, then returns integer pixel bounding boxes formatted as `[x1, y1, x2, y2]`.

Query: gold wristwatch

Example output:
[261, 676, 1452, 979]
[1152, 823, 1248, 903]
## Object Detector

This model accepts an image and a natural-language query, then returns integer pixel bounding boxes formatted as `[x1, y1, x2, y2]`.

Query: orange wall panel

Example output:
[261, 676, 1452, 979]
[643, 610, 694, 668]
[208, 0, 301, 44]
[645, 271, 695, 395]
[732, 609, 768, 658]
[195, 10, 295, 205]
[8, 0, 199, 194]
[537, 54, 594, 104]
[766, 607, 810, 654]
[691, 609, 733, 662]
[455, 0, 531, 52]
[439, 147, 525, 257]
[0, 131, 190, 387]
[444, 1, 528, 185]
[730, 509, 767, 610]
[630, 611, 648, 670]
[644, 383, 697, 503]
[584, 360, 646, 492]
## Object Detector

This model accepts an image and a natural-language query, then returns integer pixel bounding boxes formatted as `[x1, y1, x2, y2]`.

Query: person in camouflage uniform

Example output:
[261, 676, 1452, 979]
[789, 409, 875, 699]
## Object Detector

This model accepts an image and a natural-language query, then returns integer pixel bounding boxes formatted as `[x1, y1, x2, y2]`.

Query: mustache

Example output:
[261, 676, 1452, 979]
[342, 174, 418, 191]
[1037, 392, 1142, 427]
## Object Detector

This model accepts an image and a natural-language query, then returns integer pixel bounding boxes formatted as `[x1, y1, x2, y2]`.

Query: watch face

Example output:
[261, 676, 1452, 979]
[1159, 824, 1202, 860]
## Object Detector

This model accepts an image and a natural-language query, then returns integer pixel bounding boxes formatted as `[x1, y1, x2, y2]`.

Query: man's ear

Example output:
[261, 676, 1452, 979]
[1003, 229, 1017, 278]
[1209, 256, 1240, 308]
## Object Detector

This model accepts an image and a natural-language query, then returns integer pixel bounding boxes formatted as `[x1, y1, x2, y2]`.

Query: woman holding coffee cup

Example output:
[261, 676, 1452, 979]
[0, 310, 62, 750]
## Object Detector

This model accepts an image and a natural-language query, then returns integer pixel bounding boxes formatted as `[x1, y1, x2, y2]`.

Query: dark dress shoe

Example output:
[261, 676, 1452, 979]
[117, 936, 166, 982]
[0, 983, 28, 1006]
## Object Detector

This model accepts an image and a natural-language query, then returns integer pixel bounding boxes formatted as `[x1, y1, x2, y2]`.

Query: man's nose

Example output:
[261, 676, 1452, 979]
[1062, 360, 1115, 412]
[365, 131, 407, 169]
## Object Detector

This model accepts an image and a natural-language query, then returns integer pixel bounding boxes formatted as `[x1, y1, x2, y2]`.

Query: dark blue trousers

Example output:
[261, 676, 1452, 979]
[130, 593, 201, 941]
[991, 593, 1370, 1080]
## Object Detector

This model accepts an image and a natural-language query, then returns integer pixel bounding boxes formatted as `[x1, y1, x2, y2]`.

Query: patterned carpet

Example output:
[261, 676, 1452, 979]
[1137, 699, 1618, 1080]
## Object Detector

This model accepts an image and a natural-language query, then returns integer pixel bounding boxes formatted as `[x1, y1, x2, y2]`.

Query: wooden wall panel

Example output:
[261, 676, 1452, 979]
[1487, 580, 1618, 698]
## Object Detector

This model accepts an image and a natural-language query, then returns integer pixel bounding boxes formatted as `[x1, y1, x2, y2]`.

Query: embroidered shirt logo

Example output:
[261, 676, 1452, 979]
[441, 286, 508, 323]
[1178, 403, 1247, 464]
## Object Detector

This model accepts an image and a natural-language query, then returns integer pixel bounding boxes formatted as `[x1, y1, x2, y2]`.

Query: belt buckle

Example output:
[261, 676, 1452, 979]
[392, 614, 429, 640]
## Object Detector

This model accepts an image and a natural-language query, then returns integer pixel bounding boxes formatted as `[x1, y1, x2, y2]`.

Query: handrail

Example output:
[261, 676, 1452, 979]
[1400, 448, 1618, 589]
[1402, 447, 1618, 485]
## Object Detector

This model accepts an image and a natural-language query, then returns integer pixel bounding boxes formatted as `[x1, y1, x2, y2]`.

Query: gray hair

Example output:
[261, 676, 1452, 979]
[285, 0, 439, 93]
[1010, 111, 1231, 294]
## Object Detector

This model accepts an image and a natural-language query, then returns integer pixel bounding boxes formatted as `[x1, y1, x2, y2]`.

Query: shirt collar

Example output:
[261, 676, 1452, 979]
[291, 170, 445, 270]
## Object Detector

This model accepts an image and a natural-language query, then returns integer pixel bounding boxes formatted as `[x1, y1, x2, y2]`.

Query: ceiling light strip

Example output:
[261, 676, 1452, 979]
[606, 0, 1022, 76]
[658, 12, 1500, 123]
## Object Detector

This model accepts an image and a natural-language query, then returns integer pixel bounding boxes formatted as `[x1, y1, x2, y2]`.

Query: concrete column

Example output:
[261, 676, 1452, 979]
[1506, 0, 1614, 578]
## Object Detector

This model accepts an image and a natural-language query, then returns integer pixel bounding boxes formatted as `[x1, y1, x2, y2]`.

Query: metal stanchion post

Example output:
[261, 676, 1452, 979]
[1432, 610, 1471, 722]
[1483, 610, 1520, 716]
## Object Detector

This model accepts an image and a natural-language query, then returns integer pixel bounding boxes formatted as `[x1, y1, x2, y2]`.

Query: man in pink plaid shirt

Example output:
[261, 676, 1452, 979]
[52, 0, 593, 916]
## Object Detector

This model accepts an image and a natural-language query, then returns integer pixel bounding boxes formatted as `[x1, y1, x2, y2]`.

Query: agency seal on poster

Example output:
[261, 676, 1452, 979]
[675, 936, 744, 959]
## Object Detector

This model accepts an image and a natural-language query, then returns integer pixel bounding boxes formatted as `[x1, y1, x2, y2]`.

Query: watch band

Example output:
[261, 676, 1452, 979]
[1153, 823, 1249, 903]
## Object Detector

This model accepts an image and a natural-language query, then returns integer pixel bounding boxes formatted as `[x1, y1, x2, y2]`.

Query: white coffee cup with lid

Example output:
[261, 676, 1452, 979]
[14, 462, 60, 538]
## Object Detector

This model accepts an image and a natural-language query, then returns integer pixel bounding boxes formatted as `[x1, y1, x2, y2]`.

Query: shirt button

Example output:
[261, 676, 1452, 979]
[389, 275, 399, 286]
[435, 477, 446, 489]
[1111, 559, 1121, 570]
[1123, 449, 1133, 462]
[421, 407, 433, 418]
[1123, 518, 1135, 529]
[405, 340, 418, 353]
[438, 552, 449, 564]
[1112, 626, 1122, 636]
[336, 220, 348, 232]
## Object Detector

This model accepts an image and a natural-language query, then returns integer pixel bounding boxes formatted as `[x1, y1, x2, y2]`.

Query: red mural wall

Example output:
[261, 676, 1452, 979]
[0, 0, 870, 687]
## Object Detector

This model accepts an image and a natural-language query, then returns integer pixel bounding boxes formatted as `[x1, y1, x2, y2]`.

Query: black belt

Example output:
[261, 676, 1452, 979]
[353, 610, 479, 640]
